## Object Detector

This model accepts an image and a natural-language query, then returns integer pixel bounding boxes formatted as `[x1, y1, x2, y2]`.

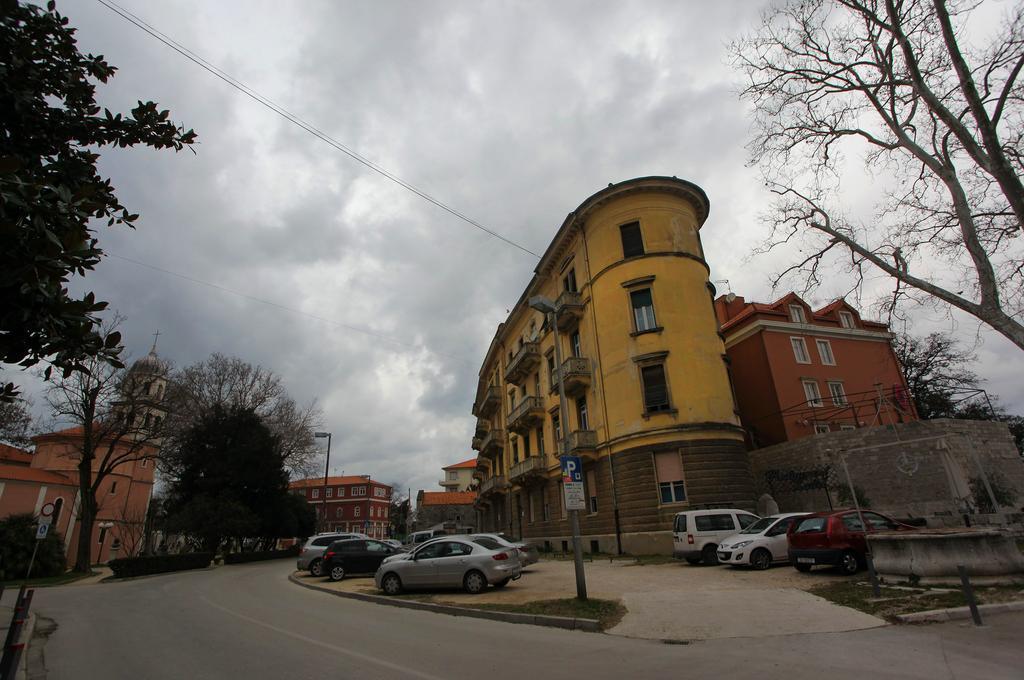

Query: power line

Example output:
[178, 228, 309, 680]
[108, 252, 474, 366]
[94, 0, 542, 259]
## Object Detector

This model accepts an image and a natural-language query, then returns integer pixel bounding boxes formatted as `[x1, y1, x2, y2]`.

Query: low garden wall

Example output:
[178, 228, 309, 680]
[869, 528, 1024, 585]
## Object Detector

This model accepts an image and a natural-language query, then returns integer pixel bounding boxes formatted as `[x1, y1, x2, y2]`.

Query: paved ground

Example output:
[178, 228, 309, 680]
[12, 560, 1024, 680]
[294, 557, 885, 640]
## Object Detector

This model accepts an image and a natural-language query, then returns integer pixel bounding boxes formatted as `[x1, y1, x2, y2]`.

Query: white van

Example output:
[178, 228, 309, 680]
[672, 509, 759, 565]
[407, 529, 446, 545]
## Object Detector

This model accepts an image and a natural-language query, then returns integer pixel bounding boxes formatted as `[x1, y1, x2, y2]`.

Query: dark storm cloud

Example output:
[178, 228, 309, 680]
[10, 0, 1019, 497]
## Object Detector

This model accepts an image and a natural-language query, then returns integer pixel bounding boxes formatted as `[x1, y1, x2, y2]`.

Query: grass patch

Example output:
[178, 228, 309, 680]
[628, 554, 678, 566]
[1, 570, 95, 588]
[468, 598, 627, 630]
[810, 580, 1024, 621]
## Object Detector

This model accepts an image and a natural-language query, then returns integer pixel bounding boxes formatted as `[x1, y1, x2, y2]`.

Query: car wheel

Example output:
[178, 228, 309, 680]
[751, 548, 772, 571]
[309, 559, 324, 577]
[493, 577, 511, 589]
[329, 565, 345, 582]
[463, 570, 487, 594]
[684, 557, 702, 566]
[701, 544, 719, 566]
[381, 573, 402, 595]
[839, 551, 861, 575]
[794, 562, 813, 573]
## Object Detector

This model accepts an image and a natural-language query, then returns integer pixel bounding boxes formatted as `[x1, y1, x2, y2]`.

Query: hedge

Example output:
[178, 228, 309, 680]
[108, 552, 214, 578]
[223, 546, 300, 564]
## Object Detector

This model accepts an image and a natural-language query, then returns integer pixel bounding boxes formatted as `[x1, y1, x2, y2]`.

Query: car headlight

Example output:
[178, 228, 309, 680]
[733, 541, 752, 549]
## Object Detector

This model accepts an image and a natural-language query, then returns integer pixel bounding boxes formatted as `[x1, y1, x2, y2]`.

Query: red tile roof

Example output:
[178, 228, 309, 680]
[0, 464, 76, 486]
[0, 443, 32, 465]
[443, 457, 478, 470]
[420, 491, 477, 506]
[289, 476, 388, 489]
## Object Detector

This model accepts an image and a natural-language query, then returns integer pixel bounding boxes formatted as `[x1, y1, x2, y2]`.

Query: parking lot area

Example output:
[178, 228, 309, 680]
[293, 557, 886, 640]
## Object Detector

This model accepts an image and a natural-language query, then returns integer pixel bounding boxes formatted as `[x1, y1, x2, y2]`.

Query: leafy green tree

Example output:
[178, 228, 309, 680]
[0, 513, 67, 579]
[0, 1, 196, 400]
[164, 407, 298, 552]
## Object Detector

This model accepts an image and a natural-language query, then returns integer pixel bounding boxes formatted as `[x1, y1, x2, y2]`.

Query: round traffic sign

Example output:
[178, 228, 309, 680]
[40, 502, 55, 517]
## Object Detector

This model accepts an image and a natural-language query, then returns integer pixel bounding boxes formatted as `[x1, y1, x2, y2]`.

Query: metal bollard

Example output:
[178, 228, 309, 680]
[865, 552, 881, 597]
[957, 565, 983, 626]
[0, 589, 34, 680]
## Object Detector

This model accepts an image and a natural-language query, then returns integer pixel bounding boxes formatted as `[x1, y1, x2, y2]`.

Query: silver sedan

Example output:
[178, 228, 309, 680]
[374, 535, 522, 595]
[470, 533, 540, 567]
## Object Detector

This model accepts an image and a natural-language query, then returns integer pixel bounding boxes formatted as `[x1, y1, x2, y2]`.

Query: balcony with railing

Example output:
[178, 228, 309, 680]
[508, 456, 547, 485]
[549, 357, 592, 396]
[478, 428, 506, 457]
[479, 474, 509, 497]
[567, 429, 598, 458]
[507, 396, 545, 433]
[476, 385, 501, 418]
[554, 290, 584, 330]
[474, 418, 490, 439]
[505, 342, 541, 384]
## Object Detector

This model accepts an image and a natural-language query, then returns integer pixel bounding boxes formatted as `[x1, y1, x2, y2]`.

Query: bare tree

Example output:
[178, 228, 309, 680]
[44, 319, 169, 572]
[161, 354, 321, 477]
[0, 390, 33, 447]
[732, 0, 1024, 349]
[113, 501, 149, 558]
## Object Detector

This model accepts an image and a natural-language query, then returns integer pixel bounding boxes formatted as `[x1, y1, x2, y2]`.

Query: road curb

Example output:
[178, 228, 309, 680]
[287, 573, 601, 632]
[895, 600, 1024, 623]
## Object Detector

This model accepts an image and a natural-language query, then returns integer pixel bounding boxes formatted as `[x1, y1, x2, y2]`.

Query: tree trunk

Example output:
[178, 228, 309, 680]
[74, 459, 96, 573]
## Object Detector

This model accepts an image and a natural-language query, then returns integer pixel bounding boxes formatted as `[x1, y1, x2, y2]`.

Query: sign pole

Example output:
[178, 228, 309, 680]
[551, 309, 587, 600]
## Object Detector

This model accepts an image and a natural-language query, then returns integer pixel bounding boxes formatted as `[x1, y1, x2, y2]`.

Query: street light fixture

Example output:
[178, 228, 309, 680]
[529, 294, 588, 600]
[314, 431, 332, 533]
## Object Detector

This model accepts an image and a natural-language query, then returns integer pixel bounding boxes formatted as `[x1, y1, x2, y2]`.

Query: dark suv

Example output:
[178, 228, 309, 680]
[787, 509, 914, 575]
[322, 539, 400, 581]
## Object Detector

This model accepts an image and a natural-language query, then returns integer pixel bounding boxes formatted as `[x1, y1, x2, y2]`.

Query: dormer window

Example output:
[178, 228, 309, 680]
[788, 304, 806, 324]
[838, 311, 855, 328]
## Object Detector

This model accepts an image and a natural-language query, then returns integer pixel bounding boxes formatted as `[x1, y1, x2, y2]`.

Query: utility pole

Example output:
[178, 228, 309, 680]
[314, 432, 332, 532]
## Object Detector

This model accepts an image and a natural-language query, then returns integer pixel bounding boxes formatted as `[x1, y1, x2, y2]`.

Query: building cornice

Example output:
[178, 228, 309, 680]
[723, 319, 894, 349]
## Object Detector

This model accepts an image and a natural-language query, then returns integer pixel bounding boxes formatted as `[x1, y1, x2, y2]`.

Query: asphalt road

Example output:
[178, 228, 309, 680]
[24, 561, 1024, 680]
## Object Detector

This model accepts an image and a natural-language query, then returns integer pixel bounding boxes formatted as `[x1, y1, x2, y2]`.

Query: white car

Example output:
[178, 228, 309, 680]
[716, 513, 809, 570]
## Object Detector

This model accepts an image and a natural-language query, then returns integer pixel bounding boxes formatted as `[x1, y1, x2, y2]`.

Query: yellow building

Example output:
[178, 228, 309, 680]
[471, 177, 754, 554]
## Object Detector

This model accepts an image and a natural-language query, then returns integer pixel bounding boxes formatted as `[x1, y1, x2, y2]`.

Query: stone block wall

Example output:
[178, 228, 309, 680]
[748, 419, 1024, 526]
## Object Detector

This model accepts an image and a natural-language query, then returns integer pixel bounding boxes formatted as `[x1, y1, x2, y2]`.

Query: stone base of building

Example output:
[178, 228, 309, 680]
[528, 529, 675, 556]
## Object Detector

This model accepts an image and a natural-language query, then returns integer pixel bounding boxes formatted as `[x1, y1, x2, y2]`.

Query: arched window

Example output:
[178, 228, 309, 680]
[52, 497, 64, 527]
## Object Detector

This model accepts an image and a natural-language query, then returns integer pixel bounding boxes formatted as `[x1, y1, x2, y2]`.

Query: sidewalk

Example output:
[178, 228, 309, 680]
[291, 558, 886, 640]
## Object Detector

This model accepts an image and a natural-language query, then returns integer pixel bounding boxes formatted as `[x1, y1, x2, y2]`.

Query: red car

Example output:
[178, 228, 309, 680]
[787, 509, 915, 575]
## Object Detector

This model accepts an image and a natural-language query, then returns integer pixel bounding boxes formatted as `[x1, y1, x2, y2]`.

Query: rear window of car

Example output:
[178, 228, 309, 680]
[695, 514, 735, 532]
[312, 537, 335, 547]
[673, 515, 687, 533]
[472, 537, 503, 550]
[795, 517, 826, 533]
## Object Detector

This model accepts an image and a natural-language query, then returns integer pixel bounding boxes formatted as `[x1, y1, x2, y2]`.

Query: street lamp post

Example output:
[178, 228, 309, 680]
[314, 431, 332, 533]
[529, 294, 588, 600]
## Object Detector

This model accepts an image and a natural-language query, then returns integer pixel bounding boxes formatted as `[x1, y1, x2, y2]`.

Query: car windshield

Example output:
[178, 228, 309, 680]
[739, 517, 776, 534]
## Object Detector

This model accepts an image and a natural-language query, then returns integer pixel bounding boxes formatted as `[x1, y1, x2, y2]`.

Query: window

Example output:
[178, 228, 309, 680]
[374, 487, 388, 498]
[570, 331, 581, 358]
[299, 489, 306, 497]
[547, 354, 556, 388]
[338, 487, 345, 497]
[795, 517, 826, 533]
[144, 413, 152, 428]
[654, 452, 686, 504]
[576, 397, 589, 430]
[536, 426, 545, 457]
[356, 487, 367, 496]
[564, 268, 578, 293]
[336, 507, 342, 518]
[528, 492, 536, 523]
[813, 422, 830, 435]
[838, 311, 855, 328]
[326, 487, 333, 498]
[828, 381, 847, 405]
[110, 481, 117, 495]
[737, 514, 758, 529]
[620, 221, 644, 258]
[140, 459, 148, 468]
[864, 512, 898, 530]
[311, 488, 319, 499]
[552, 413, 561, 443]
[841, 514, 865, 532]
[523, 432, 531, 457]
[511, 439, 519, 464]
[630, 288, 657, 332]
[586, 469, 598, 513]
[803, 380, 823, 407]
[789, 304, 806, 323]
[791, 337, 811, 363]
[543, 495, 550, 521]
[447, 471, 457, 480]
[816, 339, 835, 365]
[695, 514, 736, 531]
[640, 364, 671, 413]
[840, 424, 857, 431]
[354, 507, 361, 517]
[98, 526, 107, 545]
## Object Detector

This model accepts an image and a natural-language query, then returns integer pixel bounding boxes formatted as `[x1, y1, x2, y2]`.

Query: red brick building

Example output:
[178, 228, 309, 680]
[715, 293, 916, 447]
[290, 476, 392, 538]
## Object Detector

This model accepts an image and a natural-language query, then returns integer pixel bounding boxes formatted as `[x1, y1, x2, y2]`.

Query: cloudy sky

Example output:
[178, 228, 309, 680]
[8, 0, 1023, 497]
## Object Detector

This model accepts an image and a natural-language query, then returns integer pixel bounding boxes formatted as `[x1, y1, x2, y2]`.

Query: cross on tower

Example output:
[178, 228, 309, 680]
[151, 329, 161, 353]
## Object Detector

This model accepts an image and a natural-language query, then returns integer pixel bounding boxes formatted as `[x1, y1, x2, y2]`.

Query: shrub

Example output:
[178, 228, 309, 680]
[0, 513, 66, 580]
[108, 552, 214, 578]
[223, 546, 300, 564]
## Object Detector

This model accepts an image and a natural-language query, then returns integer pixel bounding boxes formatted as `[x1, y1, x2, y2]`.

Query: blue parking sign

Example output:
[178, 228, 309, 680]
[560, 455, 583, 483]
